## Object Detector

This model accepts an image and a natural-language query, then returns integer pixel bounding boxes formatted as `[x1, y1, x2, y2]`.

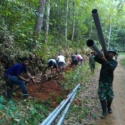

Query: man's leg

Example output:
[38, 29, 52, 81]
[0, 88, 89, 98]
[100, 99, 107, 118]
[98, 82, 107, 118]
[91, 65, 94, 72]
[58, 62, 61, 72]
[6, 80, 13, 99]
[80, 59, 83, 65]
[90, 64, 93, 72]
[93, 64, 95, 72]
[8, 76, 28, 97]
[107, 100, 113, 113]
[106, 82, 114, 113]
[70, 61, 73, 67]
[59, 62, 65, 72]
[43, 66, 48, 74]
[62, 62, 65, 72]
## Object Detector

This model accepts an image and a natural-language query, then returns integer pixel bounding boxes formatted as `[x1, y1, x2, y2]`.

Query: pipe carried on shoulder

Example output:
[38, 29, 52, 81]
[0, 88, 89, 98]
[92, 9, 108, 58]
[86, 39, 103, 57]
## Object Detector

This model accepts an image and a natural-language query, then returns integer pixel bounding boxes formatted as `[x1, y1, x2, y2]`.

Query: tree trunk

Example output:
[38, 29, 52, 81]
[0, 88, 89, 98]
[107, 23, 112, 49]
[34, 0, 46, 36]
[45, 0, 50, 43]
[65, 0, 68, 46]
[88, 23, 93, 39]
[71, 2, 75, 41]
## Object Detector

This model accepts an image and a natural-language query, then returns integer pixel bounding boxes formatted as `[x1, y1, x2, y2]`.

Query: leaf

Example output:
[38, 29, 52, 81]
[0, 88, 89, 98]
[8, 100, 15, 106]
[92, 113, 97, 119]
[13, 113, 19, 118]
[14, 119, 20, 122]
[0, 103, 4, 110]
[6, 109, 11, 117]
[31, 108, 38, 115]
[10, 106, 17, 111]
[0, 96, 5, 103]
[0, 119, 6, 124]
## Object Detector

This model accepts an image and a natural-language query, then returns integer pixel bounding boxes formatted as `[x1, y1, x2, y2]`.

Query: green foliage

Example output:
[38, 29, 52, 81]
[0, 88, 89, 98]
[0, 96, 5, 103]
[56, 96, 63, 104]
[0, 103, 4, 110]
[92, 113, 97, 119]
[120, 57, 125, 66]
[0, 96, 52, 125]
[1, 0, 125, 57]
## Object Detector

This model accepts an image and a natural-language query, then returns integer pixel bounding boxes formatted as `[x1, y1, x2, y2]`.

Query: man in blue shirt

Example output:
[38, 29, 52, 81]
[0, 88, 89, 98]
[4, 57, 34, 99]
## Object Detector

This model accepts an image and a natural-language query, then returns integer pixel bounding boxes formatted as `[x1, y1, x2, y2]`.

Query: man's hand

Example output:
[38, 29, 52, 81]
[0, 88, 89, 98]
[31, 78, 36, 84]
[26, 77, 36, 83]
[101, 56, 108, 63]
[26, 78, 31, 83]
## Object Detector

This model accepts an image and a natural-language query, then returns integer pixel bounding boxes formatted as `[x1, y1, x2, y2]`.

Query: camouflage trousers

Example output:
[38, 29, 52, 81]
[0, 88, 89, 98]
[98, 82, 114, 101]
[90, 63, 95, 71]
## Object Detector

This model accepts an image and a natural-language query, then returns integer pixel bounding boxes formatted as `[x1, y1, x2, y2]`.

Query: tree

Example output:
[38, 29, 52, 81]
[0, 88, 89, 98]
[45, 0, 50, 43]
[34, 0, 46, 36]
[65, 0, 68, 46]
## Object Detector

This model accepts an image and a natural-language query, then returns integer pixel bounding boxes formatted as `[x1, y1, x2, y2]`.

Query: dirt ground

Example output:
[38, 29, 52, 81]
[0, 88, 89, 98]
[13, 64, 75, 107]
[94, 55, 125, 125]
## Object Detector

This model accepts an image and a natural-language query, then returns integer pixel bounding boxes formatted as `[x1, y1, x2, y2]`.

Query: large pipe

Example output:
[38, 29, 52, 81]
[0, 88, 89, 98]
[86, 39, 103, 57]
[56, 91, 77, 125]
[45, 84, 80, 125]
[40, 95, 70, 125]
[40, 84, 80, 125]
[92, 9, 108, 58]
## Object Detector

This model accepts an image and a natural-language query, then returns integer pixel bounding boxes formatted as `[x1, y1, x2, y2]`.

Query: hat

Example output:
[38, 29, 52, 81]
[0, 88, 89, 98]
[107, 48, 116, 55]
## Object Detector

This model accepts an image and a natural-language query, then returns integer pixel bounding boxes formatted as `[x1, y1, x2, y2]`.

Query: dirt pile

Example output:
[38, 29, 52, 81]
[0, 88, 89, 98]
[28, 79, 68, 107]
[13, 64, 75, 107]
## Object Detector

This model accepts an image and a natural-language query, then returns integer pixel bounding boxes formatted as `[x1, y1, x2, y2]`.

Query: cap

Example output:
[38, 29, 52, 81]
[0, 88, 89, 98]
[108, 48, 117, 55]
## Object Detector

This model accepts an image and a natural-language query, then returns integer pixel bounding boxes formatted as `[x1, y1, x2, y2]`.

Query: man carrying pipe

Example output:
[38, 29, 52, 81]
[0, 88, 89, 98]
[87, 9, 118, 119]
[94, 48, 117, 118]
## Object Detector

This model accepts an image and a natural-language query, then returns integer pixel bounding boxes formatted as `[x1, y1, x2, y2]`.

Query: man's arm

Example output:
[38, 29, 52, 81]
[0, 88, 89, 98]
[17, 75, 30, 82]
[26, 72, 35, 83]
[104, 60, 118, 72]
[100, 56, 118, 72]
[26, 72, 33, 78]
[43, 65, 48, 74]
[94, 55, 104, 64]
[16, 67, 30, 82]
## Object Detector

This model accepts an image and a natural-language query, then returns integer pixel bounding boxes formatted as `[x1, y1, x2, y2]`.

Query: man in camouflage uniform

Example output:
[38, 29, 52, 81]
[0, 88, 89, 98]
[94, 48, 118, 118]
[89, 52, 95, 72]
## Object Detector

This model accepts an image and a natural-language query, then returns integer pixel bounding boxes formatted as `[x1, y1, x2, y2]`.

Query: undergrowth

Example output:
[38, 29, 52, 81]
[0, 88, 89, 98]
[0, 61, 96, 125]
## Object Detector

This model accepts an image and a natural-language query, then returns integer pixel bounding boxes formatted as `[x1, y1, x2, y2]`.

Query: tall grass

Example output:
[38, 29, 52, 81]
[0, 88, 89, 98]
[120, 58, 125, 66]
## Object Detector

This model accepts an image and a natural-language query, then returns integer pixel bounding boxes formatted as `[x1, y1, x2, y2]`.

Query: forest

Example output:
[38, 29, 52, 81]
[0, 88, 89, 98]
[0, 0, 125, 125]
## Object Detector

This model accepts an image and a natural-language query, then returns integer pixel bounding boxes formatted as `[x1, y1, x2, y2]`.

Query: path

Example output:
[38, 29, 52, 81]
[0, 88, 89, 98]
[95, 55, 125, 125]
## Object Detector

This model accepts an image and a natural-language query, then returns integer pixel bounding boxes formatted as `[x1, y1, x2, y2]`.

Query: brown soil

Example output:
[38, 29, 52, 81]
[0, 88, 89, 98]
[13, 64, 76, 107]
[94, 56, 125, 125]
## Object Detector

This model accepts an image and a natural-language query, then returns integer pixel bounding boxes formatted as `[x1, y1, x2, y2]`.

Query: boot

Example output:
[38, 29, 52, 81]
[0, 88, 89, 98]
[107, 100, 112, 113]
[100, 100, 107, 119]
